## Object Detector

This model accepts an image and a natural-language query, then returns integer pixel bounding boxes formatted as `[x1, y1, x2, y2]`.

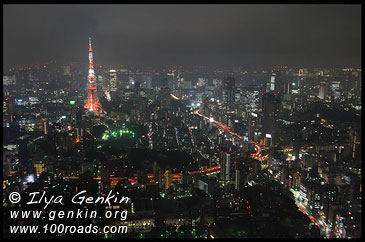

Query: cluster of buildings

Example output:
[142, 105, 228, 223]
[3, 41, 361, 238]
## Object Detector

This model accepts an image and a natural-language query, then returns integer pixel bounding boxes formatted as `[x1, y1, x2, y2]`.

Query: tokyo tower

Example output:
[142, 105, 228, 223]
[84, 37, 106, 116]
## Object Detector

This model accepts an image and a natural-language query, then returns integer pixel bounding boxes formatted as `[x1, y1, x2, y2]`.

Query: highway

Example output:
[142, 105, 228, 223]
[192, 109, 267, 161]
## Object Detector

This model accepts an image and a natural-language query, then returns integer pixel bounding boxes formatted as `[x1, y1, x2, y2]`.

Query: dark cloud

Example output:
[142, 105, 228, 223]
[4, 4, 361, 68]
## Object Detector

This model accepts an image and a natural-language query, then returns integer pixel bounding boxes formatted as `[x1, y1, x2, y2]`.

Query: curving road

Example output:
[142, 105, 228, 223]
[192, 109, 266, 161]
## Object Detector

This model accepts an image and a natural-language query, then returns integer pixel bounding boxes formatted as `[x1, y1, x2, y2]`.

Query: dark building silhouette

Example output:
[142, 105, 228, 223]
[261, 93, 280, 145]
[223, 76, 235, 107]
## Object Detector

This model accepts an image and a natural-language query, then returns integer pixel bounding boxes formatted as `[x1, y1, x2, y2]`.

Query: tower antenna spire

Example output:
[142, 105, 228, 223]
[84, 37, 106, 116]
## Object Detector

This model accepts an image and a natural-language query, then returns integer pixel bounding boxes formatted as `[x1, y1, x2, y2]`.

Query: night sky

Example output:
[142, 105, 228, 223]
[4, 4, 361, 68]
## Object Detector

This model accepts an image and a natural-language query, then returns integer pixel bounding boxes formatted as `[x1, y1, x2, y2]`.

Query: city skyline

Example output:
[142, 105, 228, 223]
[3, 3, 361, 239]
[4, 4, 361, 69]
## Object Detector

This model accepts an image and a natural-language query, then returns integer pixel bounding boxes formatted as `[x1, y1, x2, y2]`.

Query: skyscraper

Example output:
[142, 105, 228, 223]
[222, 76, 235, 107]
[201, 94, 210, 117]
[220, 152, 231, 181]
[318, 82, 328, 100]
[160, 85, 171, 110]
[266, 69, 283, 95]
[267, 71, 276, 92]
[7, 96, 16, 123]
[261, 93, 280, 144]
[247, 112, 259, 142]
[235, 169, 241, 190]
[109, 69, 117, 93]
[164, 170, 173, 190]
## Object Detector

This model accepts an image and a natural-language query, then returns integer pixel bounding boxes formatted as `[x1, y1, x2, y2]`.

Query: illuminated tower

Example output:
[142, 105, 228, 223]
[84, 37, 106, 116]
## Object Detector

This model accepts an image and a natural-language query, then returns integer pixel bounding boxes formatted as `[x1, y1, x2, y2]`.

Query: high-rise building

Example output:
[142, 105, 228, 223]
[177, 72, 184, 89]
[220, 152, 231, 181]
[266, 69, 283, 95]
[235, 169, 241, 190]
[318, 82, 328, 100]
[137, 97, 149, 122]
[109, 69, 117, 93]
[343, 69, 361, 94]
[164, 170, 173, 190]
[349, 128, 361, 159]
[222, 76, 235, 107]
[201, 94, 210, 116]
[153, 161, 160, 183]
[62, 65, 73, 89]
[247, 112, 260, 142]
[329, 81, 341, 101]
[261, 93, 280, 144]
[7, 96, 16, 123]
[267, 71, 276, 92]
[160, 85, 171, 110]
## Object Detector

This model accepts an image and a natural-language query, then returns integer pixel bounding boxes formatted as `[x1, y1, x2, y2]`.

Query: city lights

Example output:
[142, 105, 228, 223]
[3, 4, 361, 240]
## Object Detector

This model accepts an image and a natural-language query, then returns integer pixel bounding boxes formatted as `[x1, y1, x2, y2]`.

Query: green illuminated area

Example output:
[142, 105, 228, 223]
[69, 100, 75, 105]
[101, 128, 136, 140]
[119, 128, 135, 137]
[93, 123, 145, 143]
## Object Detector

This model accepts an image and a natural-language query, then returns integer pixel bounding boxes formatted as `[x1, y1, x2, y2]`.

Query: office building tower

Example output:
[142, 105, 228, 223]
[137, 97, 149, 122]
[318, 82, 328, 100]
[261, 93, 280, 143]
[160, 85, 172, 109]
[153, 161, 159, 183]
[164, 170, 173, 190]
[222, 76, 235, 106]
[247, 112, 259, 142]
[201, 94, 210, 116]
[7, 96, 16, 123]
[235, 169, 241, 190]
[110, 69, 117, 93]
[220, 152, 231, 181]
[266, 69, 283, 95]
[267, 71, 276, 92]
